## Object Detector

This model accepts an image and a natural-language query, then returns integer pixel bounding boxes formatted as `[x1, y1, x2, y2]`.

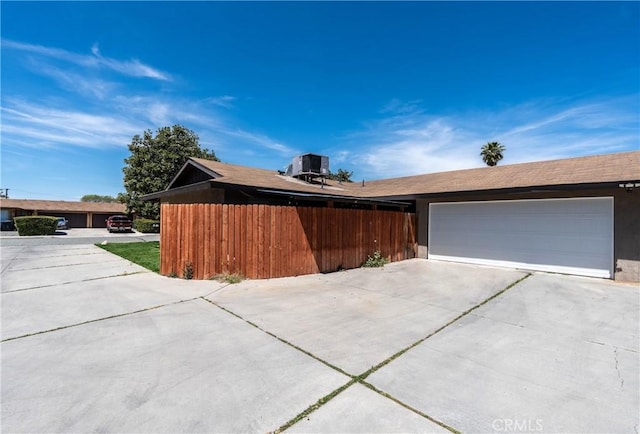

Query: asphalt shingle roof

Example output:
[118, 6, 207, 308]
[189, 157, 357, 195]
[190, 150, 639, 199]
[0, 199, 126, 213]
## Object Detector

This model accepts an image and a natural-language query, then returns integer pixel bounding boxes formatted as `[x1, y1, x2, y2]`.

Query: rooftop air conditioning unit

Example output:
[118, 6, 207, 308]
[285, 153, 329, 180]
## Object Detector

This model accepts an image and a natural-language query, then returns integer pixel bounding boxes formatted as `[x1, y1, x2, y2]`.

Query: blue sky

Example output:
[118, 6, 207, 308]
[2, 2, 638, 201]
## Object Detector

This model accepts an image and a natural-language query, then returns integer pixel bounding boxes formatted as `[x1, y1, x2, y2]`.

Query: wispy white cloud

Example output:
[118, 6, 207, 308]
[340, 95, 639, 180]
[2, 39, 293, 159]
[332, 150, 350, 163]
[90, 43, 171, 81]
[26, 60, 117, 99]
[205, 95, 237, 109]
[2, 39, 172, 81]
[1, 101, 141, 148]
[218, 128, 297, 156]
[1, 95, 294, 157]
[378, 98, 424, 115]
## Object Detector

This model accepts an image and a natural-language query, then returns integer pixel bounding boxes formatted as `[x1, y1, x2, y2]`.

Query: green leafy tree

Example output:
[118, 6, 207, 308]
[327, 168, 354, 183]
[480, 141, 506, 167]
[115, 192, 127, 204]
[81, 194, 118, 203]
[123, 125, 219, 219]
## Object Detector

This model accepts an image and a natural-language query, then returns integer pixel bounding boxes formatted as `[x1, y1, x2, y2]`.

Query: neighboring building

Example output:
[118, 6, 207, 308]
[0, 199, 126, 229]
[143, 151, 640, 282]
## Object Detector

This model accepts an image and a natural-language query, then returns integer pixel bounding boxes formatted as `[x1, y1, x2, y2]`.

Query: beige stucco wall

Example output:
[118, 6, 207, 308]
[416, 188, 639, 282]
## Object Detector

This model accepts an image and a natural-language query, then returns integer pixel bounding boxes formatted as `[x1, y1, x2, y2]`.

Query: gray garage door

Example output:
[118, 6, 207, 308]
[92, 213, 113, 228]
[428, 197, 614, 278]
[53, 212, 87, 228]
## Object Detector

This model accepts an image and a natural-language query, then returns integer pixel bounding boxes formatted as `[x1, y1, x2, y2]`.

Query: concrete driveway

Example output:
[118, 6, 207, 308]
[1, 242, 638, 433]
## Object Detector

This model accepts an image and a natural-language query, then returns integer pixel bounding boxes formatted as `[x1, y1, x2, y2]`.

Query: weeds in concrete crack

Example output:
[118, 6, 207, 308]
[1, 297, 200, 342]
[271, 379, 356, 433]
[200, 298, 352, 378]
[357, 273, 532, 381]
[204, 274, 531, 433]
[202, 297, 365, 433]
[2, 271, 149, 294]
[360, 381, 460, 433]
[6, 259, 125, 272]
[201, 283, 232, 298]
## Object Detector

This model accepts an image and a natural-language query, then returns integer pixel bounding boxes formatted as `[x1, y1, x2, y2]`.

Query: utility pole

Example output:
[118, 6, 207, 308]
[0, 189, 9, 199]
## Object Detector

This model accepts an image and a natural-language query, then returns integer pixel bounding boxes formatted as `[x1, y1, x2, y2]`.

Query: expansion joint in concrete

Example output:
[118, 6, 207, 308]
[1, 271, 149, 294]
[360, 380, 461, 433]
[1, 297, 200, 342]
[271, 379, 357, 433]
[357, 273, 532, 381]
[5, 258, 126, 273]
[1, 246, 26, 274]
[202, 296, 467, 433]
[205, 274, 531, 432]
[200, 297, 351, 377]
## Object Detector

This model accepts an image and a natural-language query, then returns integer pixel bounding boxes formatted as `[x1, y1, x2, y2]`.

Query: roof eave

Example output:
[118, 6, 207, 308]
[253, 188, 411, 207]
[140, 180, 215, 201]
[372, 181, 636, 201]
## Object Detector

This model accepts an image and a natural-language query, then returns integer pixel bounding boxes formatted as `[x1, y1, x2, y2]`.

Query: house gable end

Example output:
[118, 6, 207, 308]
[166, 159, 221, 190]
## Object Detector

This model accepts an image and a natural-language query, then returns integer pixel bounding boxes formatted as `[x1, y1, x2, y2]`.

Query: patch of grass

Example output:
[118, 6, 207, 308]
[97, 241, 160, 273]
[210, 273, 244, 284]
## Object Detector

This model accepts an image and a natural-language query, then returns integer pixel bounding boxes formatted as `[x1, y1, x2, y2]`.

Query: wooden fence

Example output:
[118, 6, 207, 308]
[160, 203, 416, 279]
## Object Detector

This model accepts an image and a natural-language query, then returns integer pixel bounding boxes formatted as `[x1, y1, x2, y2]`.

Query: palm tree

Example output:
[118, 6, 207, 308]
[480, 141, 506, 166]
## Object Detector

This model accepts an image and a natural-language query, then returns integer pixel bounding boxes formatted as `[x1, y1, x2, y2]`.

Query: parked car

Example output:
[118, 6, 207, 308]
[0, 220, 16, 231]
[56, 217, 68, 230]
[106, 215, 133, 233]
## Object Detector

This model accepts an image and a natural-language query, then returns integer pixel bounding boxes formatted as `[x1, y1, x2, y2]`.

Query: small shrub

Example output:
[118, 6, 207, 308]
[183, 262, 194, 280]
[362, 250, 389, 268]
[211, 273, 244, 284]
[14, 216, 58, 236]
[134, 218, 160, 233]
[167, 271, 178, 278]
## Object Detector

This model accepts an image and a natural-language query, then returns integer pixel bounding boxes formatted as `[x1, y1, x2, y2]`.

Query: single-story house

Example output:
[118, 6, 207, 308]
[143, 151, 639, 282]
[0, 199, 126, 229]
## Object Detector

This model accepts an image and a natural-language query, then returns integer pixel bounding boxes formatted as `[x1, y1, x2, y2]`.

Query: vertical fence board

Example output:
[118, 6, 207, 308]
[228, 204, 235, 274]
[160, 204, 165, 274]
[195, 204, 202, 279]
[229, 204, 237, 277]
[252, 205, 260, 278]
[225, 205, 232, 275]
[211, 204, 218, 275]
[187, 204, 193, 277]
[176, 205, 180, 273]
[202, 204, 209, 279]
[245, 205, 252, 278]
[285, 207, 292, 277]
[258, 205, 267, 278]
[160, 204, 166, 275]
